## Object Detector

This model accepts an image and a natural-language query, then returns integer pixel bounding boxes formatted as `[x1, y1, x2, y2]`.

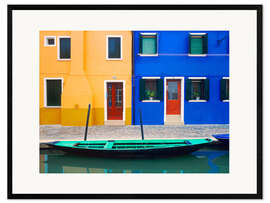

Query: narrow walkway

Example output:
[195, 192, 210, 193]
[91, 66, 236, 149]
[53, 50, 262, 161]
[40, 124, 229, 143]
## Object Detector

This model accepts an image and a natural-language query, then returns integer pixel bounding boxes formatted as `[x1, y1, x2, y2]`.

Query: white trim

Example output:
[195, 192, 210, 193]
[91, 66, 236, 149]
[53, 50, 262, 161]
[222, 77, 230, 79]
[138, 53, 159, 57]
[188, 54, 207, 57]
[104, 80, 125, 122]
[44, 36, 56, 46]
[140, 33, 157, 35]
[188, 77, 207, 79]
[222, 100, 229, 102]
[188, 100, 207, 102]
[189, 33, 207, 35]
[142, 100, 160, 103]
[142, 77, 160, 79]
[44, 78, 63, 108]
[57, 36, 71, 61]
[164, 77, 185, 123]
[106, 35, 123, 60]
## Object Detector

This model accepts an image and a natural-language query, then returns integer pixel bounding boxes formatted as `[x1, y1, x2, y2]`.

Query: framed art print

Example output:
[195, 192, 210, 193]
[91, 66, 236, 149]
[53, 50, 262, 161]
[7, 4, 262, 199]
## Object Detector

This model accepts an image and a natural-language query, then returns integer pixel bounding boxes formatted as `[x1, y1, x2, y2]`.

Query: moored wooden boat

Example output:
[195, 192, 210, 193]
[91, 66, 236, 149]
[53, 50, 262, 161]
[46, 105, 213, 157]
[47, 139, 213, 158]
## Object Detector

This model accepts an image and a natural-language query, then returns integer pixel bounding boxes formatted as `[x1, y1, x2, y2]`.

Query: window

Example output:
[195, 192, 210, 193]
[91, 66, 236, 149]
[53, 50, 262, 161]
[189, 33, 208, 55]
[220, 78, 229, 101]
[44, 36, 56, 46]
[58, 37, 71, 59]
[45, 79, 62, 107]
[107, 36, 122, 59]
[185, 78, 209, 101]
[139, 34, 157, 55]
[139, 78, 163, 101]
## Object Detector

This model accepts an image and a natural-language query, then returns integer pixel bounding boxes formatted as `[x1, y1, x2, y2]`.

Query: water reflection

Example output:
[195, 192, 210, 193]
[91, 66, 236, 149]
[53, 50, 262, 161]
[40, 146, 229, 173]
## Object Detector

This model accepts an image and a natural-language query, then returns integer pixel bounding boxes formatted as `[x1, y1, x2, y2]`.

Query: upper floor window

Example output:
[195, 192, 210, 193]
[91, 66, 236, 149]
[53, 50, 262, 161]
[189, 33, 208, 55]
[139, 33, 157, 55]
[44, 36, 56, 46]
[185, 78, 209, 102]
[107, 36, 122, 60]
[220, 78, 229, 101]
[58, 37, 71, 60]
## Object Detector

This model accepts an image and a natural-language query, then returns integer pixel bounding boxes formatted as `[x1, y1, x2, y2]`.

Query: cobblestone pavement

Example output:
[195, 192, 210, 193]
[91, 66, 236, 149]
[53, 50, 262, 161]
[40, 124, 229, 143]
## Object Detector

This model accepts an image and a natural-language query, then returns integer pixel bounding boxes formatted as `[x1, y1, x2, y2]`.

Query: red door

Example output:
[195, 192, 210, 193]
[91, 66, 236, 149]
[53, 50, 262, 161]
[166, 80, 181, 115]
[107, 83, 123, 120]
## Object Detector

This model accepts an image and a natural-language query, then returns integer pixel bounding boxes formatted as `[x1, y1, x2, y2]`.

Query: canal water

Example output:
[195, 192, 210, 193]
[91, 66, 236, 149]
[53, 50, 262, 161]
[40, 144, 229, 173]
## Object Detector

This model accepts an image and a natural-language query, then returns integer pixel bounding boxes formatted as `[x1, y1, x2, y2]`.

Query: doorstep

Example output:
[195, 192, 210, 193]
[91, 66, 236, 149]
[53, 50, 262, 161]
[104, 120, 125, 126]
[164, 115, 184, 126]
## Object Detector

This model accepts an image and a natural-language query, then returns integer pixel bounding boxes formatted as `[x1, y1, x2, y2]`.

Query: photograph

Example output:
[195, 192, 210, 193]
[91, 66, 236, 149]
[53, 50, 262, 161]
[7, 4, 262, 199]
[39, 30, 230, 174]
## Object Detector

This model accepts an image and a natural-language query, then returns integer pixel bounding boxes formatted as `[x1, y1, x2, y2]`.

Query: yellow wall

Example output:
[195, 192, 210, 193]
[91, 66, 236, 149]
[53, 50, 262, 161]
[40, 31, 132, 126]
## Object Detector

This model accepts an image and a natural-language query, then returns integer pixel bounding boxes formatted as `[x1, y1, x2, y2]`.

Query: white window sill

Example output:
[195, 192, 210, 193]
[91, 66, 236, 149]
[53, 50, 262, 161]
[222, 100, 229, 102]
[138, 54, 158, 57]
[44, 106, 61, 108]
[188, 100, 207, 102]
[45, 44, 56, 47]
[57, 59, 71, 61]
[188, 54, 207, 57]
[141, 100, 160, 102]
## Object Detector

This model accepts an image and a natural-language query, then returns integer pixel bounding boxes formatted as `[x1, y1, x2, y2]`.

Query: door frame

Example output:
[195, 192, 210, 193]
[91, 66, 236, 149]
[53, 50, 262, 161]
[104, 80, 125, 121]
[164, 77, 184, 122]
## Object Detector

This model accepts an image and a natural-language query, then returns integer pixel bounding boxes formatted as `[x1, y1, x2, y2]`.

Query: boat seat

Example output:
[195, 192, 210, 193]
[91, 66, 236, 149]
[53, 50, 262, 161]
[104, 141, 114, 149]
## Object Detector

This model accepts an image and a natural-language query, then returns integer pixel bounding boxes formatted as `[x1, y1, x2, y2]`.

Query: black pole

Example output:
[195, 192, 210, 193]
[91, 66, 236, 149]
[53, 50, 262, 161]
[84, 104, 91, 141]
[139, 109, 144, 140]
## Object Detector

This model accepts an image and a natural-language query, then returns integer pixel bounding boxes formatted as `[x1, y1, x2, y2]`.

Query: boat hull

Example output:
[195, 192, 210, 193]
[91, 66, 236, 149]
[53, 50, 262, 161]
[47, 139, 213, 158]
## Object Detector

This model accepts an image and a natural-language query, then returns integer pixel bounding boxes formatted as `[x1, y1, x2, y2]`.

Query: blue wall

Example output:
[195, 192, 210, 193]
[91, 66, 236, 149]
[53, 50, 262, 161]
[132, 31, 229, 125]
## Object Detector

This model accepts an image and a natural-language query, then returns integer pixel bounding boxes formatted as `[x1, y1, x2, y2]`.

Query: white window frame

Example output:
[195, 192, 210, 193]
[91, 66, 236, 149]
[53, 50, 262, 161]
[188, 33, 207, 57]
[222, 77, 230, 102]
[57, 36, 71, 61]
[44, 78, 63, 108]
[44, 36, 56, 47]
[106, 35, 123, 60]
[164, 77, 185, 123]
[104, 80, 126, 121]
[188, 77, 208, 102]
[138, 33, 159, 57]
[141, 77, 161, 102]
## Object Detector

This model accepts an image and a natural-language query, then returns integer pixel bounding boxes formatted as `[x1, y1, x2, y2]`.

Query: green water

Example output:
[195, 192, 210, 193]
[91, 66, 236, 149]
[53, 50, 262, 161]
[40, 145, 229, 173]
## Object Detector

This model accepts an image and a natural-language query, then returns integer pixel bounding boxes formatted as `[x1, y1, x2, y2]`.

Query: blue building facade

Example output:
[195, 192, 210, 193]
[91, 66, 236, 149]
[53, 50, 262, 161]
[132, 31, 229, 125]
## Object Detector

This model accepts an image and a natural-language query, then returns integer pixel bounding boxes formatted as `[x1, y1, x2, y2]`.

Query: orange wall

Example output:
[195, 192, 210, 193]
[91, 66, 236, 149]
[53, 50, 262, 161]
[40, 31, 132, 126]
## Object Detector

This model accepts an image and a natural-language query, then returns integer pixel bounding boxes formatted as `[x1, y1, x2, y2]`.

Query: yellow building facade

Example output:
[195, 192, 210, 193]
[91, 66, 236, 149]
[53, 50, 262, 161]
[40, 31, 132, 126]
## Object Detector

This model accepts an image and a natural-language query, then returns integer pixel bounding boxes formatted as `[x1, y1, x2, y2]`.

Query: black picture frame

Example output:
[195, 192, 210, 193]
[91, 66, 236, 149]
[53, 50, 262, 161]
[7, 4, 263, 199]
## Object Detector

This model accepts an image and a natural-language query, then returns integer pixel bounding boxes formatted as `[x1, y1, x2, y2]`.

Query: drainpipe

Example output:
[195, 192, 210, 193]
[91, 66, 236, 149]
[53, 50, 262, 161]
[132, 31, 135, 125]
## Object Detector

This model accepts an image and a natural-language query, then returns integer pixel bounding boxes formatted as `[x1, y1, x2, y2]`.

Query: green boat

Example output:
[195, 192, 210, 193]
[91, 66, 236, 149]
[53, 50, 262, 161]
[47, 139, 213, 158]
[46, 105, 213, 157]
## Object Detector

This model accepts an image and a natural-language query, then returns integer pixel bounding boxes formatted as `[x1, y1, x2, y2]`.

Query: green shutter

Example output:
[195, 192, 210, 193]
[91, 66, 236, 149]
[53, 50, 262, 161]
[139, 79, 146, 101]
[141, 36, 157, 54]
[203, 79, 209, 101]
[185, 79, 192, 101]
[202, 34, 208, 54]
[220, 79, 226, 101]
[156, 79, 164, 100]
[190, 36, 203, 54]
